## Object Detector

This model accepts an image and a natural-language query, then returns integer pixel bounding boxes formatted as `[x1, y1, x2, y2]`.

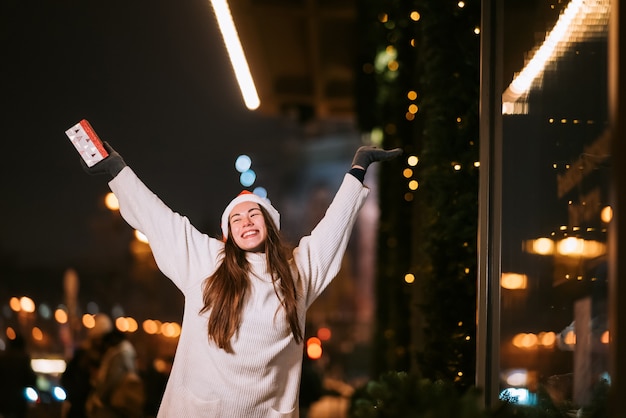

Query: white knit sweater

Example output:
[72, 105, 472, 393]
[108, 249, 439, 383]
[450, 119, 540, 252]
[109, 167, 369, 418]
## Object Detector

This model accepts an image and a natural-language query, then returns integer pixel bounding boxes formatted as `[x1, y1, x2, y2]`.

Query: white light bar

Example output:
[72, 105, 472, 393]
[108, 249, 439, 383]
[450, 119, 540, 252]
[502, 0, 609, 114]
[210, 0, 261, 110]
[31, 358, 67, 375]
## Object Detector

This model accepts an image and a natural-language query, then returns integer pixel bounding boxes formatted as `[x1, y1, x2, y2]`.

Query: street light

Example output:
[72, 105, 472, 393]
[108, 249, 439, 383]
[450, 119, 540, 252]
[210, 0, 260, 110]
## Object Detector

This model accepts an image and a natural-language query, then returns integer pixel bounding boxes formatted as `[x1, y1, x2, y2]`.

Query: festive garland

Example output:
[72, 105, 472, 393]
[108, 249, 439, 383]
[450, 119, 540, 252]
[356, 0, 480, 389]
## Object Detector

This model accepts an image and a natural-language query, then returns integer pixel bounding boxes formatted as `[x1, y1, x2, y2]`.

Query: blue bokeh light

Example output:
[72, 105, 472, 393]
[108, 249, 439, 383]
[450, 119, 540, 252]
[240, 170, 256, 187]
[235, 155, 252, 173]
[253, 186, 268, 198]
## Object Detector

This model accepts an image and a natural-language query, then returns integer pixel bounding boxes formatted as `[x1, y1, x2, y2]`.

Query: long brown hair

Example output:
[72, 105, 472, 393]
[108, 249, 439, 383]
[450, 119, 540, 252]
[200, 206, 303, 353]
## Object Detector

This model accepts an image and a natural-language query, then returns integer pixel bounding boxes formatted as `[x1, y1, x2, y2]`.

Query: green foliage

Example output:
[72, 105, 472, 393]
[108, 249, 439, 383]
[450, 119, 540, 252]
[348, 371, 486, 418]
[356, 0, 480, 387]
[349, 373, 611, 418]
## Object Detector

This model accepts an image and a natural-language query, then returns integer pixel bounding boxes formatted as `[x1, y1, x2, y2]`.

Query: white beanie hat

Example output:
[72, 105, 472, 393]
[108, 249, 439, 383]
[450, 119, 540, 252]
[221, 191, 280, 239]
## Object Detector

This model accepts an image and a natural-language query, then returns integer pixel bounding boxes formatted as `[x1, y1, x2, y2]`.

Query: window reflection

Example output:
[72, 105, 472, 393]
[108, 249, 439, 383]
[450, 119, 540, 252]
[500, 0, 610, 411]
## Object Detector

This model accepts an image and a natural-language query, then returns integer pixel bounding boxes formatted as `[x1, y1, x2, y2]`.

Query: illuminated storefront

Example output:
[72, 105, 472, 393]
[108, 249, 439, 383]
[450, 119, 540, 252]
[478, 0, 625, 414]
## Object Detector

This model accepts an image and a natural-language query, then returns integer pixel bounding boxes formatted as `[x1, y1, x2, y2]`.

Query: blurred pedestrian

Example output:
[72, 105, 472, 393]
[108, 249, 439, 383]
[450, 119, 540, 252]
[86, 329, 144, 418]
[79, 137, 401, 417]
[0, 334, 37, 418]
[62, 313, 113, 418]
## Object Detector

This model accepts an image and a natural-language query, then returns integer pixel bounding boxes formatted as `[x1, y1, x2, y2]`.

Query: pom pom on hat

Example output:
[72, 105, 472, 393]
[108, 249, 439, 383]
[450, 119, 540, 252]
[221, 191, 280, 240]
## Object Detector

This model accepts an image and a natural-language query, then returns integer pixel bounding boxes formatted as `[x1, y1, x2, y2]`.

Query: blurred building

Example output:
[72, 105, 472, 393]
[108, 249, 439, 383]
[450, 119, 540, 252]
[2, 0, 625, 416]
[478, 0, 625, 414]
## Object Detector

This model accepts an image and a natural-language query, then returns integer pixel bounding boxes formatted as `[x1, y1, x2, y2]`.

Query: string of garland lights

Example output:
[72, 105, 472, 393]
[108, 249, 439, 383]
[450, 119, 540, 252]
[356, 0, 480, 389]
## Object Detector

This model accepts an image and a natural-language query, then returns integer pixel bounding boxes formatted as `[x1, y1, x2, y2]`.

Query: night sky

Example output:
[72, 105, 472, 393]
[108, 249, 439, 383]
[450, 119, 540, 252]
[1, 0, 300, 270]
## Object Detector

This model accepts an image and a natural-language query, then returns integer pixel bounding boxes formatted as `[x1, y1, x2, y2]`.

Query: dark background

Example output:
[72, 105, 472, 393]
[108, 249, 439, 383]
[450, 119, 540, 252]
[1, 0, 296, 269]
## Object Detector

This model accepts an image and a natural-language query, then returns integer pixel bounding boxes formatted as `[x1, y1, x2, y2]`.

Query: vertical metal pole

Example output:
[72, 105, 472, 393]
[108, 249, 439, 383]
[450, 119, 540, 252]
[477, 0, 503, 407]
[607, 0, 626, 414]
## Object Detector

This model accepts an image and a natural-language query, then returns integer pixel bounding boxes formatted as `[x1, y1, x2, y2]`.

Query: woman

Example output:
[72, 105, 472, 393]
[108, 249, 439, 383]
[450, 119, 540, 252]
[83, 141, 401, 417]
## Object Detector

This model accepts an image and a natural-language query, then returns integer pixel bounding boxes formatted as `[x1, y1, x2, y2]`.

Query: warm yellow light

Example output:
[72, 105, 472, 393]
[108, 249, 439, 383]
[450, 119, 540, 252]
[556, 237, 606, 258]
[116, 317, 128, 332]
[601, 206, 613, 223]
[20, 296, 36, 313]
[458, 1, 465, 8]
[407, 155, 419, 166]
[453, 164, 461, 171]
[410, 11, 420, 21]
[116, 317, 138, 333]
[82, 314, 95, 328]
[210, 0, 260, 110]
[601, 330, 609, 344]
[512, 333, 538, 348]
[564, 330, 576, 345]
[521, 333, 538, 348]
[403, 168, 413, 178]
[538, 331, 556, 347]
[153, 358, 170, 374]
[557, 237, 583, 255]
[55, 309, 69, 324]
[407, 91, 418, 100]
[408, 104, 418, 114]
[531, 237, 555, 255]
[143, 320, 160, 335]
[6, 327, 17, 340]
[408, 180, 419, 190]
[306, 337, 323, 360]
[105, 192, 119, 211]
[501, 273, 527, 290]
[512, 333, 525, 348]
[9, 297, 21, 312]
[32, 327, 43, 341]
[161, 322, 181, 338]
[404, 273, 415, 284]
[124, 317, 138, 333]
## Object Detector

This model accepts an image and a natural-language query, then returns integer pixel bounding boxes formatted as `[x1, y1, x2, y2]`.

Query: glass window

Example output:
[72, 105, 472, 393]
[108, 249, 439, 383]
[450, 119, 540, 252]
[499, 0, 610, 412]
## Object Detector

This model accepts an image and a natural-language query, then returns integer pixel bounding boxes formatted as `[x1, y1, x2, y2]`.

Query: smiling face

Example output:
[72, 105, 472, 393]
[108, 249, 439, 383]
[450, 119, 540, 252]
[228, 201, 268, 252]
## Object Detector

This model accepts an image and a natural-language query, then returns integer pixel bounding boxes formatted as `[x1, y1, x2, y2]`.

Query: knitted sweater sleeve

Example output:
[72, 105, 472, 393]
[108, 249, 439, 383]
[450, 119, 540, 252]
[293, 173, 370, 308]
[108, 167, 222, 291]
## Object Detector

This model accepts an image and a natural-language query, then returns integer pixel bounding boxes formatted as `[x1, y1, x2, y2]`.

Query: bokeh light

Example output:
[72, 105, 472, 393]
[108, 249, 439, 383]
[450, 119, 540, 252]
[235, 155, 252, 173]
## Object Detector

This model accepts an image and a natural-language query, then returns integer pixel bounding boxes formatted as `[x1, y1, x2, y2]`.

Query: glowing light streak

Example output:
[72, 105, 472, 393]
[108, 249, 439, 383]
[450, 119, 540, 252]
[210, 0, 260, 110]
[502, 0, 609, 114]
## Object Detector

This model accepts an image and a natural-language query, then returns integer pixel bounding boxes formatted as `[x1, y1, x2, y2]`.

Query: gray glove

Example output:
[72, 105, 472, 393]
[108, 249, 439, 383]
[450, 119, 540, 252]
[351, 146, 403, 170]
[82, 141, 127, 179]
